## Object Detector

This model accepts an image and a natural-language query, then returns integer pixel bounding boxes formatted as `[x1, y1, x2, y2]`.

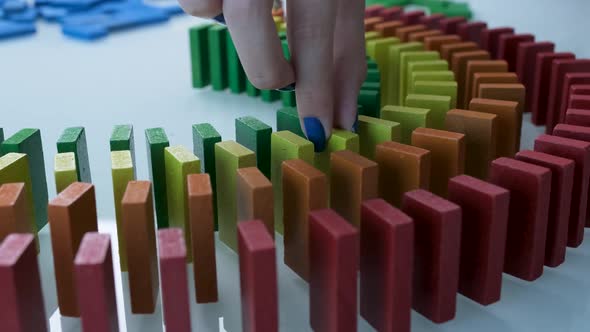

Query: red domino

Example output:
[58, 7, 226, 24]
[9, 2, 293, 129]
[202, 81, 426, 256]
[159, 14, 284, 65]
[557, 73, 590, 121]
[497, 34, 535, 72]
[515, 150, 574, 267]
[418, 13, 444, 29]
[480, 27, 514, 59]
[439, 17, 466, 34]
[457, 21, 487, 44]
[365, 5, 385, 18]
[74, 233, 119, 332]
[531, 52, 575, 125]
[400, 10, 424, 25]
[534, 134, 590, 248]
[489, 157, 551, 281]
[571, 84, 590, 96]
[570, 95, 590, 110]
[309, 209, 358, 332]
[379, 6, 403, 21]
[565, 109, 590, 127]
[360, 199, 413, 332]
[158, 228, 191, 332]
[515, 42, 555, 113]
[401, 189, 461, 323]
[447, 175, 509, 305]
[238, 220, 278, 332]
[546, 59, 590, 133]
[0, 234, 47, 332]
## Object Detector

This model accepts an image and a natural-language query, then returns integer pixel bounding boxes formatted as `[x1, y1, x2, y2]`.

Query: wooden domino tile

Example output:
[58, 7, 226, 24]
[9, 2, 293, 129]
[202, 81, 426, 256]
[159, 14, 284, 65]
[238, 220, 278, 332]
[477, 83, 526, 122]
[356, 115, 401, 160]
[193, 123, 222, 229]
[360, 199, 413, 332]
[565, 109, 590, 127]
[110, 150, 135, 271]
[235, 116, 272, 179]
[469, 98, 520, 157]
[0, 233, 47, 332]
[364, 17, 384, 32]
[408, 29, 442, 43]
[315, 130, 360, 176]
[237, 167, 274, 236]
[570, 84, 590, 96]
[471, 72, 519, 107]
[0, 183, 33, 244]
[189, 25, 211, 88]
[557, 73, 590, 121]
[463, 60, 508, 108]
[515, 150, 574, 267]
[497, 34, 535, 72]
[309, 209, 358, 332]
[121, 181, 159, 314]
[451, 50, 491, 106]
[570, 94, 590, 110]
[515, 42, 555, 112]
[400, 10, 425, 25]
[489, 157, 551, 281]
[48, 182, 98, 317]
[364, 4, 384, 18]
[57, 127, 92, 183]
[74, 233, 119, 332]
[440, 41, 477, 62]
[374, 20, 404, 38]
[423, 34, 461, 52]
[401, 189, 461, 323]
[457, 21, 487, 44]
[405, 94, 452, 130]
[380, 6, 403, 21]
[145, 127, 170, 229]
[110, 124, 135, 165]
[158, 228, 191, 332]
[0, 153, 36, 238]
[418, 13, 445, 30]
[54, 152, 78, 194]
[480, 27, 514, 58]
[439, 17, 466, 34]
[388, 42, 423, 105]
[399, 51, 439, 104]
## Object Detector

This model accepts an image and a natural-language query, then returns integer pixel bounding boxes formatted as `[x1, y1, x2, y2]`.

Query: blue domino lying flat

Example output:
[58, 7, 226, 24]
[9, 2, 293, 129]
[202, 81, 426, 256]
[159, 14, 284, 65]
[0, 20, 35, 39]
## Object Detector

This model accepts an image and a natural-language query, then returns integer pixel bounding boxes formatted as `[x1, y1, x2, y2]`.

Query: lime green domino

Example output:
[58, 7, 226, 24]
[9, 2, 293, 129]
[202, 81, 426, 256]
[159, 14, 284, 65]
[110, 150, 136, 271]
[164, 146, 200, 261]
[357, 115, 401, 160]
[364, 31, 382, 46]
[381, 105, 433, 144]
[407, 60, 449, 93]
[405, 94, 452, 130]
[315, 130, 360, 175]
[215, 141, 256, 251]
[410, 70, 455, 93]
[370, 38, 401, 106]
[270, 131, 314, 234]
[399, 51, 439, 106]
[387, 42, 423, 105]
[54, 152, 78, 194]
[413, 81, 458, 109]
[0, 153, 36, 239]
[110, 125, 135, 165]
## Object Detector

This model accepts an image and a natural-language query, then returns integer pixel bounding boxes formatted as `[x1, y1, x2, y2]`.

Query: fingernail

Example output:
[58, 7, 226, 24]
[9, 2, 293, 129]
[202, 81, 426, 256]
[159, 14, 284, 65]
[352, 116, 359, 133]
[213, 13, 226, 25]
[277, 82, 296, 92]
[303, 117, 326, 152]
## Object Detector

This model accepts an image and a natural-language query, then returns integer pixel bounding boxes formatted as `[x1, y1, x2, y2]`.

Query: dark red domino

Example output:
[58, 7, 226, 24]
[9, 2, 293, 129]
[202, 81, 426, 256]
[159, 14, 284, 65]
[565, 109, 590, 127]
[489, 157, 551, 281]
[535, 134, 590, 247]
[497, 34, 535, 72]
[457, 21, 487, 44]
[558, 73, 590, 121]
[74, 233, 119, 332]
[418, 13, 444, 30]
[0, 234, 47, 332]
[480, 27, 514, 59]
[401, 189, 461, 323]
[515, 42, 555, 112]
[515, 150, 574, 267]
[238, 220, 278, 332]
[380, 7, 403, 21]
[158, 228, 191, 332]
[360, 199, 413, 332]
[309, 209, 358, 332]
[531, 52, 575, 125]
[400, 10, 424, 25]
[447, 175, 509, 305]
[365, 5, 384, 18]
[571, 84, 590, 96]
[439, 17, 466, 34]
[570, 95, 590, 110]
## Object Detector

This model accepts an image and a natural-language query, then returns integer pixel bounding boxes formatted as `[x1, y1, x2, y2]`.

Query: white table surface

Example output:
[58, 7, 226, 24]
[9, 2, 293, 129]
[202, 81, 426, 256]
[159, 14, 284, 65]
[1, 0, 590, 331]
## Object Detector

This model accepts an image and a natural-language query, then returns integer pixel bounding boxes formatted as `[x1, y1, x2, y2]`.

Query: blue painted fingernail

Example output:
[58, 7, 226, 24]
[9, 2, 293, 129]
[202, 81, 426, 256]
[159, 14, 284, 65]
[352, 116, 359, 133]
[213, 13, 226, 25]
[303, 117, 326, 152]
[277, 82, 296, 92]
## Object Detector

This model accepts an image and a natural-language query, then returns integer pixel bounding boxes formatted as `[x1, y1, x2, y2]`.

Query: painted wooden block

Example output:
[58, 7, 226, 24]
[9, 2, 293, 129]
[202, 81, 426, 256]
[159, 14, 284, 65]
[165, 146, 200, 261]
[410, 70, 455, 93]
[281, 90, 297, 107]
[439, 17, 466, 34]
[463, 60, 508, 108]
[208, 25, 228, 91]
[54, 152, 78, 194]
[237, 167, 274, 237]
[246, 79, 260, 97]
[365, 17, 384, 32]
[276, 107, 305, 138]
[469, 98, 520, 157]
[48, 182, 98, 317]
[360, 199, 413, 332]
[238, 220, 278, 332]
[440, 41, 477, 62]
[315, 130, 359, 175]
[121, 181, 159, 314]
[226, 33, 246, 94]
[388, 42, 423, 105]
[57, 127, 91, 183]
[236, 116, 272, 179]
[0, 153, 35, 238]
[419, 13, 445, 29]
[423, 34, 461, 52]
[400, 11, 425, 25]
[480, 27, 514, 58]
[497, 34, 535, 72]
[0, 234, 47, 332]
[401, 189, 461, 323]
[358, 89, 381, 118]
[110, 150, 135, 271]
[570, 94, 590, 110]
[380, 6, 403, 21]
[375, 141, 430, 206]
[145, 127, 170, 229]
[565, 109, 590, 127]
[270, 131, 314, 235]
[451, 50, 491, 108]
[282, 159, 327, 281]
[357, 115, 401, 159]
[1, 129, 48, 231]
[447, 175, 508, 305]
[366, 37, 399, 105]
[558, 73, 590, 122]
[396, 25, 427, 42]
[74, 233, 119, 332]
[374, 21, 403, 38]
[186, 174, 218, 303]
[407, 61, 450, 90]
[478, 83, 526, 116]
[399, 51, 439, 104]
[158, 228, 191, 332]
[261, 89, 281, 103]
[405, 93, 452, 130]
[189, 24, 211, 88]
[192, 123, 221, 230]
[515, 42, 555, 113]
[309, 209, 358, 332]
[413, 81, 458, 109]
[0, 128, 3, 146]
[0, 183, 33, 244]
[110, 125, 135, 166]
[457, 21, 487, 44]
[472, 72, 519, 109]
[381, 105, 432, 144]
[408, 29, 442, 43]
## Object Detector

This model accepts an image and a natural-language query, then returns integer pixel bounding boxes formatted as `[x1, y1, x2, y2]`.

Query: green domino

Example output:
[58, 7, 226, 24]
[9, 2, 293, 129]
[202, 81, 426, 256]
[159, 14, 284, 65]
[277, 107, 305, 138]
[261, 89, 280, 102]
[281, 90, 297, 107]
[271, 131, 314, 234]
[388, 42, 423, 105]
[405, 93, 452, 130]
[57, 127, 91, 183]
[282, 39, 291, 61]
[145, 128, 170, 229]
[1, 129, 48, 231]
[189, 24, 211, 88]
[358, 89, 381, 118]
[110, 150, 135, 271]
[208, 25, 228, 91]
[0, 128, 4, 147]
[54, 152, 78, 194]
[368, 37, 400, 105]
[407, 60, 449, 93]
[361, 81, 380, 91]
[400, 51, 440, 106]
[358, 115, 401, 159]
[192, 123, 221, 230]
[314, 130, 359, 175]
[215, 141, 256, 251]
[246, 79, 260, 97]
[381, 105, 433, 144]
[236, 117, 272, 178]
[366, 68, 380, 83]
[410, 70, 455, 93]
[165, 146, 200, 261]
[110, 125, 135, 166]
[227, 33, 246, 94]
[0, 153, 36, 238]
[413, 81, 458, 109]
[367, 58, 378, 70]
